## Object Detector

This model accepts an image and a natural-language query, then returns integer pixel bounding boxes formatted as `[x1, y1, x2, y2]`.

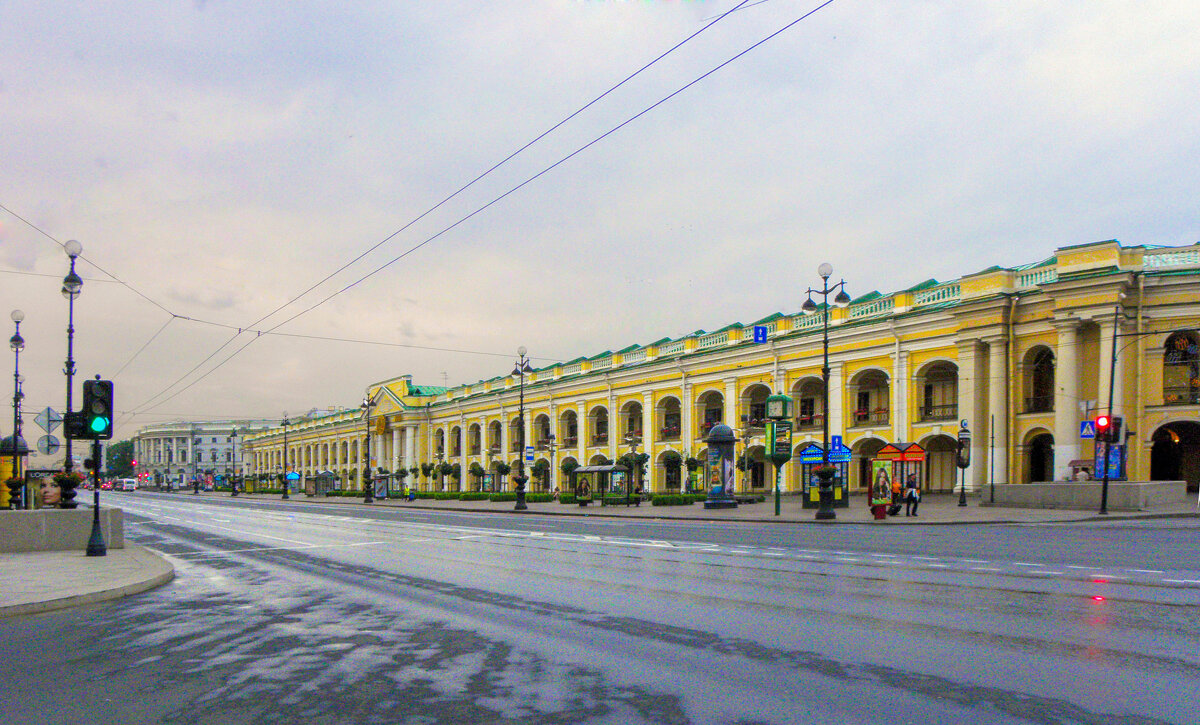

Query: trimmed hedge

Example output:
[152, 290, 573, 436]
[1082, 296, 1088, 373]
[489, 493, 517, 502]
[525, 493, 553, 503]
[460, 492, 491, 501]
[558, 494, 577, 504]
[651, 495, 695, 506]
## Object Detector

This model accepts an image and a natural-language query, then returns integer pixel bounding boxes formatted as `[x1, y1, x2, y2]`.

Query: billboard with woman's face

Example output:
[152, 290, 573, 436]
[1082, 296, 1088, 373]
[871, 460, 892, 506]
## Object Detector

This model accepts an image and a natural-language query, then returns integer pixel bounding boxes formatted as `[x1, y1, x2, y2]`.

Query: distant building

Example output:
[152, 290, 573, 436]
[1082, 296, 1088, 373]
[133, 420, 272, 486]
[243, 240, 1200, 496]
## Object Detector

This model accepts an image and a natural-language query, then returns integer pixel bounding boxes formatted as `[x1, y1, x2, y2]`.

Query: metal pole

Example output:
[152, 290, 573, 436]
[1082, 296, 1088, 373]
[816, 283, 836, 521]
[774, 462, 781, 517]
[514, 354, 528, 511]
[86, 437, 106, 556]
[64, 264, 77, 476]
[1100, 303, 1120, 515]
[989, 413, 995, 504]
[364, 401, 374, 503]
[282, 418, 290, 500]
[10, 317, 21, 508]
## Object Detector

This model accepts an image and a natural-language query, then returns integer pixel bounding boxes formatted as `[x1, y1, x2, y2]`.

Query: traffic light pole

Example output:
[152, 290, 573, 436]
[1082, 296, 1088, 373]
[86, 437, 106, 556]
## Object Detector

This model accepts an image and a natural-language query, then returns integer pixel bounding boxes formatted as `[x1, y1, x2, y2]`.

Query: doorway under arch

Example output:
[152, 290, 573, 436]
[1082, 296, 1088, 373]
[1027, 432, 1054, 482]
[1150, 421, 1200, 491]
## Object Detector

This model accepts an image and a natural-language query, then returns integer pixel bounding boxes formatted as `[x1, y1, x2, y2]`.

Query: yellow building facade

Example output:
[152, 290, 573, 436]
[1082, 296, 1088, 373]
[243, 240, 1200, 497]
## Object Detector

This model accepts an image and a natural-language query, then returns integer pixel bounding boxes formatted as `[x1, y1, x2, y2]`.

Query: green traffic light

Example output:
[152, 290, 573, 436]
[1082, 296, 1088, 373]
[90, 416, 110, 433]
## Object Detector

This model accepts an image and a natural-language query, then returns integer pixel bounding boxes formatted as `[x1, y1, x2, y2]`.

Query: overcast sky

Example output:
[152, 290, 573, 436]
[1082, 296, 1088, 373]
[3, 1, 1198, 462]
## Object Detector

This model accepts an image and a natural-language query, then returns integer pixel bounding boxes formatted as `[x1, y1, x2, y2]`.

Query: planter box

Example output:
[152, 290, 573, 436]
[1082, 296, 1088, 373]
[0, 508, 125, 552]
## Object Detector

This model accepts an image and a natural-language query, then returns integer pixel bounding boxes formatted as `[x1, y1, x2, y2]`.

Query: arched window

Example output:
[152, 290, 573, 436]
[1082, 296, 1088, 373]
[1024, 348, 1055, 413]
[1163, 331, 1200, 405]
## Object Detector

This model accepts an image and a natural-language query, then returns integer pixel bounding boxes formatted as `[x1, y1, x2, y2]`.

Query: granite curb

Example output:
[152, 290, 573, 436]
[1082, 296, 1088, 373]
[0, 544, 175, 618]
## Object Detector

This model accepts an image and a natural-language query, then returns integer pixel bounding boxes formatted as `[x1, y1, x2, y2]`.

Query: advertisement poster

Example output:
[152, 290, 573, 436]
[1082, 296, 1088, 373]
[870, 460, 892, 505]
[576, 473, 594, 501]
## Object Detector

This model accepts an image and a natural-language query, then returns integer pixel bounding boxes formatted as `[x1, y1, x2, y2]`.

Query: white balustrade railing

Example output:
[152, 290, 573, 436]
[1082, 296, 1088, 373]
[913, 282, 961, 306]
[623, 349, 648, 364]
[849, 297, 893, 319]
[658, 340, 685, 356]
[562, 362, 583, 375]
[1144, 248, 1200, 269]
[1016, 267, 1057, 287]
[697, 331, 726, 349]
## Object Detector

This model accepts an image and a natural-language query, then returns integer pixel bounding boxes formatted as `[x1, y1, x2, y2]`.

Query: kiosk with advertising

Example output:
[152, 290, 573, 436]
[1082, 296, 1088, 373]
[873, 442, 925, 507]
[797, 441, 850, 508]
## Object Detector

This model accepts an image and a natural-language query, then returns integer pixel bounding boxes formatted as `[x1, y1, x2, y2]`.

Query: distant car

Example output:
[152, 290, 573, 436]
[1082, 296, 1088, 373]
[117, 479, 138, 491]
[100, 481, 112, 490]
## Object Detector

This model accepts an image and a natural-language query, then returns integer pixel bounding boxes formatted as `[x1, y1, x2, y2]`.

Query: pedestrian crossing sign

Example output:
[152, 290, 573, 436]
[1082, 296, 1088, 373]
[1080, 420, 1096, 439]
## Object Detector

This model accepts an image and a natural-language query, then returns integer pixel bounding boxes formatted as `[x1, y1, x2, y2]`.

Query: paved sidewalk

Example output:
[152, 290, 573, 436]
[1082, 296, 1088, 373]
[0, 545, 174, 618]
[176, 488, 1199, 526]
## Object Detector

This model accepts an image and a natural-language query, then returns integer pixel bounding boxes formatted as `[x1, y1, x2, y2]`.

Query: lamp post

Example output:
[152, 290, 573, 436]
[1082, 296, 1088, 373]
[9, 311, 24, 509]
[512, 346, 534, 511]
[280, 413, 290, 500]
[801, 262, 851, 521]
[61, 240, 83, 504]
[362, 395, 376, 503]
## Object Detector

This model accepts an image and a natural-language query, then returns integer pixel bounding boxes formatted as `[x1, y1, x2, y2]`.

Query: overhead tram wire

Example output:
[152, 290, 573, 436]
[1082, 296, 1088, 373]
[120, 2, 752, 414]
[127, 0, 844, 414]
[232, 0, 751, 335]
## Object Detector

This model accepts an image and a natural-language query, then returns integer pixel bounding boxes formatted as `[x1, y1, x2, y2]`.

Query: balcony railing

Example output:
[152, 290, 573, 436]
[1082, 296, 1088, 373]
[852, 408, 890, 426]
[592, 433, 609, 446]
[919, 403, 958, 422]
[659, 426, 681, 440]
[1023, 395, 1054, 414]
[1163, 385, 1200, 405]
[562, 435, 578, 446]
[795, 414, 824, 431]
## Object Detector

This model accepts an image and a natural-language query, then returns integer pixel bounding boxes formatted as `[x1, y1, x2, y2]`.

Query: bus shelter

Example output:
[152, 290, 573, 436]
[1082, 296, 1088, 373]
[311, 470, 338, 496]
[570, 464, 629, 506]
[796, 443, 850, 508]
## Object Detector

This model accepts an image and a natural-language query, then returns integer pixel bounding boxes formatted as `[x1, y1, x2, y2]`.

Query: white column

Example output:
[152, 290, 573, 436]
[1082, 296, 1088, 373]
[985, 335, 1010, 486]
[406, 425, 417, 470]
[642, 392, 654, 491]
[501, 411, 511, 465]
[1099, 314, 1126, 417]
[723, 378, 737, 430]
[1052, 319, 1081, 480]
[956, 340, 986, 491]
[892, 349, 909, 442]
[391, 427, 400, 474]
[828, 362, 844, 442]
[576, 402, 587, 464]
[681, 380, 693, 456]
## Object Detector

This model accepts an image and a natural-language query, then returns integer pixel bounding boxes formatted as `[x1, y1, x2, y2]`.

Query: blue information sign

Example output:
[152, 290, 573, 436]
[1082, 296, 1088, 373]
[1080, 420, 1096, 439]
[829, 438, 851, 463]
[798, 444, 824, 464]
[753, 325, 768, 343]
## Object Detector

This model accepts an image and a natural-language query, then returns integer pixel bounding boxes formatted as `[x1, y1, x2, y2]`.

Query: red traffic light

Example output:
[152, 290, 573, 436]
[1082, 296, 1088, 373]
[1095, 414, 1111, 430]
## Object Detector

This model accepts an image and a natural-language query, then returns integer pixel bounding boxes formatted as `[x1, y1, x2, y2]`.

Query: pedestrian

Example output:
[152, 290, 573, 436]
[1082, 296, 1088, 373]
[904, 474, 920, 517]
[888, 469, 903, 516]
[1074, 466, 1091, 481]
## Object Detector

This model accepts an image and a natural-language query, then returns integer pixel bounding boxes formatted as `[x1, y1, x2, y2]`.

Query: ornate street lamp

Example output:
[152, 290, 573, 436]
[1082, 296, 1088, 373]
[362, 395, 376, 503]
[623, 431, 640, 506]
[512, 346, 534, 511]
[9, 310, 24, 509]
[280, 413, 290, 500]
[61, 240, 83, 505]
[801, 262, 851, 521]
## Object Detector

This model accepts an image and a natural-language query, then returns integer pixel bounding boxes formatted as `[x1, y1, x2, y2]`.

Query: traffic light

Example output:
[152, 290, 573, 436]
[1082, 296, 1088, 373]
[1095, 414, 1112, 443]
[82, 378, 114, 440]
[63, 411, 88, 440]
[1109, 416, 1124, 443]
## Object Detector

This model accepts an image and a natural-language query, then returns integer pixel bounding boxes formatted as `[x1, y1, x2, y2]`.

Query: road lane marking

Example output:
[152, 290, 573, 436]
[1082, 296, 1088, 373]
[1163, 579, 1200, 585]
[1030, 571, 1063, 576]
[1129, 569, 1166, 574]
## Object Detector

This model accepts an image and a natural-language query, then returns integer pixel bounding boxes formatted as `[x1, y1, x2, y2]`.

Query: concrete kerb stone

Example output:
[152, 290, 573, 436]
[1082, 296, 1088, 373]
[0, 545, 175, 618]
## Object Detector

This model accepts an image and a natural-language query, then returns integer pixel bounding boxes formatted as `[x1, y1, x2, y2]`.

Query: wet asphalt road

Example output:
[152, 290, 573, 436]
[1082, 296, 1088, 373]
[1, 493, 1197, 725]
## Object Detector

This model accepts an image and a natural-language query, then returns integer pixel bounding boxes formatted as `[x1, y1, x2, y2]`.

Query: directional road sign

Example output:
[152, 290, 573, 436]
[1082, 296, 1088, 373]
[37, 435, 61, 456]
[753, 326, 768, 343]
[35, 407, 63, 434]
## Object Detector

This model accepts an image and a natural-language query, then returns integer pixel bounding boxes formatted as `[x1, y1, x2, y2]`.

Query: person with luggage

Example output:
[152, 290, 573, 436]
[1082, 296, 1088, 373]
[904, 473, 920, 517]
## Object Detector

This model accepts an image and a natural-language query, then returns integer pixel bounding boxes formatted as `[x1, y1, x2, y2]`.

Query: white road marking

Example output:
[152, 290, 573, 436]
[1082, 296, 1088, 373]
[1129, 569, 1166, 574]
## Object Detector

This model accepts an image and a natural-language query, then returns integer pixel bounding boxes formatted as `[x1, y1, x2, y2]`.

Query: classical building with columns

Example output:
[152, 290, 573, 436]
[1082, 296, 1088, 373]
[242, 239, 1200, 497]
[133, 420, 272, 486]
